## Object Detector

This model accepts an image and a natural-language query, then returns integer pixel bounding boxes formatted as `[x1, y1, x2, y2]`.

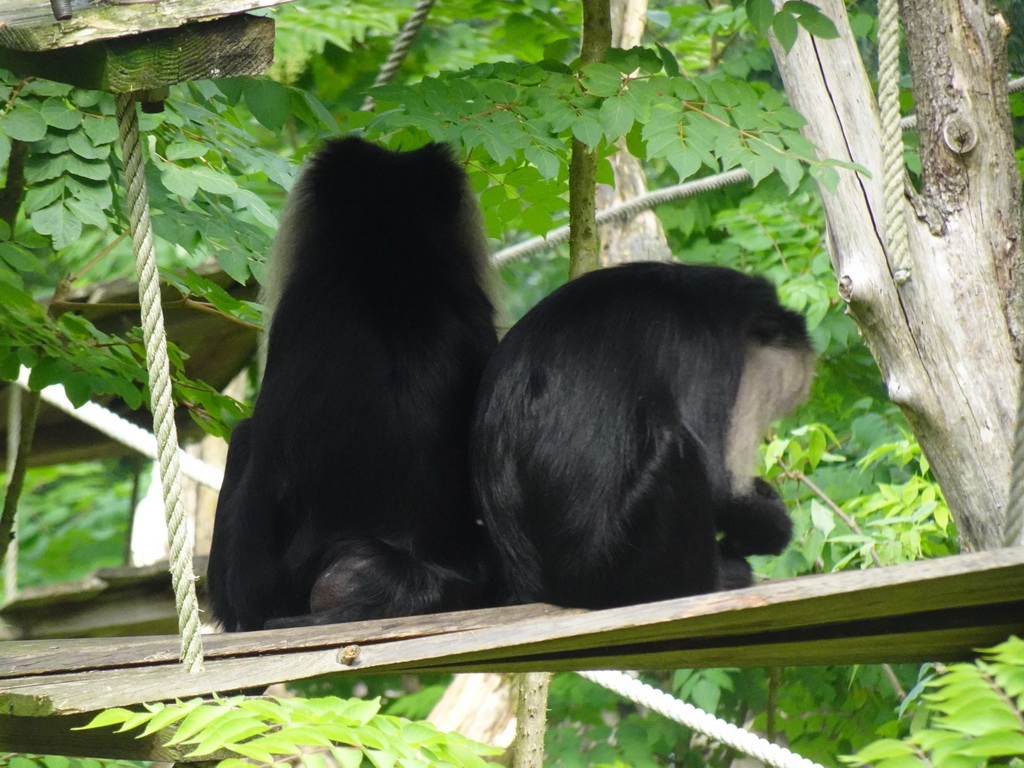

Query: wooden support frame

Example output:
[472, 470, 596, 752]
[0, 0, 289, 52]
[1, 548, 1021, 755]
[0, 13, 274, 92]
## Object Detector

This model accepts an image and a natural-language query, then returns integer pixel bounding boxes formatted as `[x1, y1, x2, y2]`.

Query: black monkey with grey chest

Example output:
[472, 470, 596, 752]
[207, 138, 498, 631]
[471, 262, 815, 610]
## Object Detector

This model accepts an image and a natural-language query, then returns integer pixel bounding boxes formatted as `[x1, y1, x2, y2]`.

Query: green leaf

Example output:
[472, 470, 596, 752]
[581, 63, 624, 98]
[664, 143, 702, 180]
[852, 739, 916, 762]
[366, 749, 397, 768]
[784, 2, 840, 38]
[41, 97, 82, 130]
[2, 105, 48, 141]
[746, 0, 776, 33]
[400, 722, 442, 746]
[17, 346, 39, 368]
[187, 715, 266, 757]
[165, 141, 210, 161]
[337, 697, 381, 725]
[165, 705, 229, 745]
[773, 10, 799, 52]
[0, 241, 44, 274]
[63, 372, 94, 407]
[66, 155, 111, 181]
[191, 165, 239, 195]
[599, 97, 635, 141]
[160, 164, 201, 198]
[654, 43, 680, 77]
[570, 113, 604, 149]
[28, 356, 73, 389]
[525, 146, 560, 180]
[244, 79, 291, 131]
[65, 198, 109, 229]
[330, 748, 364, 768]
[955, 731, 1024, 757]
[31, 201, 83, 250]
[83, 115, 119, 145]
[68, 131, 111, 160]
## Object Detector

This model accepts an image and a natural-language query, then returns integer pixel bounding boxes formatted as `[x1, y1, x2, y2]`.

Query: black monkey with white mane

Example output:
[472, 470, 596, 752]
[208, 137, 498, 631]
[471, 262, 815, 610]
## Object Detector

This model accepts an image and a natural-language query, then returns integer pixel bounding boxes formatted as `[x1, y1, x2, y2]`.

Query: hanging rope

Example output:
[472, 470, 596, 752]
[1001, 76, 1024, 547]
[876, 0, 911, 283]
[1006, 365, 1024, 546]
[579, 670, 825, 768]
[115, 92, 204, 673]
[360, 0, 437, 111]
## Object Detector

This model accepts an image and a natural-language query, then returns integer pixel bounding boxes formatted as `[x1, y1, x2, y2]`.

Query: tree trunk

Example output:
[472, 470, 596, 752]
[427, 674, 516, 752]
[770, 0, 1022, 550]
[597, 0, 673, 265]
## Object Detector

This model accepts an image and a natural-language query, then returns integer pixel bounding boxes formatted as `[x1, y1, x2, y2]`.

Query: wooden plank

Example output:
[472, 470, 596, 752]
[0, 602, 577, 678]
[0, 710, 231, 761]
[0, 0, 290, 52]
[2, 600, 1019, 717]
[0, 561, 206, 640]
[0, 14, 274, 91]
[0, 549, 1020, 717]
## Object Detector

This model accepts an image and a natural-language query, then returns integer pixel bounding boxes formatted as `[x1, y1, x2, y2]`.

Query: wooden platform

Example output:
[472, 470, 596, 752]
[0, 559, 209, 640]
[2, 547, 1022, 722]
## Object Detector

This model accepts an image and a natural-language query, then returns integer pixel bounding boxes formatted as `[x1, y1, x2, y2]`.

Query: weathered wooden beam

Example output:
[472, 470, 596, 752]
[0, 13, 274, 92]
[0, 0, 289, 52]
[1, 548, 1022, 722]
[0, 561, 197, 640]
[0, 710, 232, 762]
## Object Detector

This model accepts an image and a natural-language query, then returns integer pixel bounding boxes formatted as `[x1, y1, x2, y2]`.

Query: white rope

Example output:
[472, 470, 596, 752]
[579, 670, 826, 768]
[494, 168, 751, 265]
[13, 367, 223, 491]
[115, 92, 204, 672]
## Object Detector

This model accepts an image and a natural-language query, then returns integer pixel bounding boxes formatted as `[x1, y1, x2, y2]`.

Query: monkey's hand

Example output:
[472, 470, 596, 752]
[716, 478, 793, 557]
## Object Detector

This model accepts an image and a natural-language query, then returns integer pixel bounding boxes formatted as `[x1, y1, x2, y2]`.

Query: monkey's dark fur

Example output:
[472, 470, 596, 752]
[207, 138, 498, 631]
[471, 262, 814, 610]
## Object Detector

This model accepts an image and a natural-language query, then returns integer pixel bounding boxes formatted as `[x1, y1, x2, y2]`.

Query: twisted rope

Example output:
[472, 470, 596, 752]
[579, 671, 825, 768]
[876, 0, 910, 283]
[1006, 363, 1024, 546]
[115, 92, 204, 673]
[360, 0, 437, 111]
[494, 168, 751, 265]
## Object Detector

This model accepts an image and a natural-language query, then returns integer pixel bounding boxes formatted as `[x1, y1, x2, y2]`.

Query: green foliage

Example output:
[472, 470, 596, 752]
[289, 674, 453, 721]
[844, 637, 1024, 768]
[0, 69, 308, 437]
[2, 459, 140, 596]
[78, 695, 501, 767]
[366, 45, 855, 238]
[5, 756, 144, 768]
[746, 0, 840, 52]
[761, 428, 956, 577]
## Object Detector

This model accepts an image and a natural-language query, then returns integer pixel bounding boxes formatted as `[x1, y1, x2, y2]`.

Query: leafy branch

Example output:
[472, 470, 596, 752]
[78, 695, 503, 768]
